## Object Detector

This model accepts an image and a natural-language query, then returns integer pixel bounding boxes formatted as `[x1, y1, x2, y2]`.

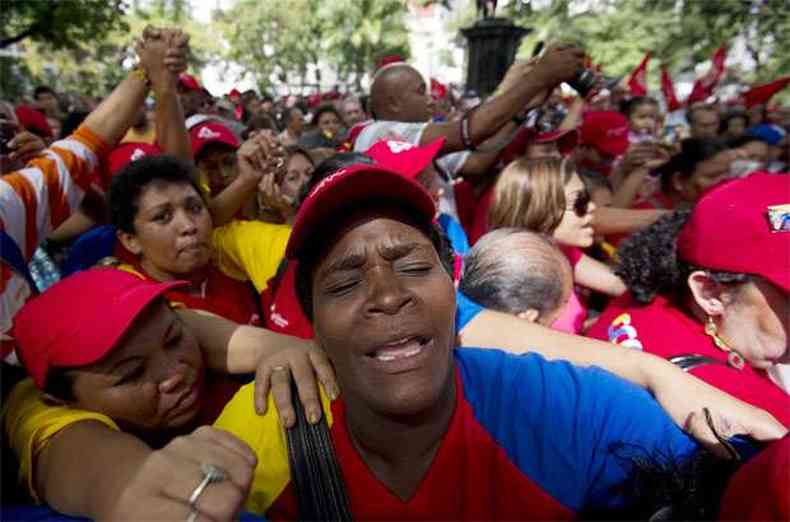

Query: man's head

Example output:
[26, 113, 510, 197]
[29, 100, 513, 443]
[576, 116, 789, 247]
[286, 108, 305, 135]
[687, 104, 720, 140]
[190, 121, 240, 194]
[370, 64, 433, 123]
[461, 229, 573, 326]
[14, 269, 206, 434]
[342, 97, 365, 127]
[289, 164, 456, 417]
[34, 86, 59, 116]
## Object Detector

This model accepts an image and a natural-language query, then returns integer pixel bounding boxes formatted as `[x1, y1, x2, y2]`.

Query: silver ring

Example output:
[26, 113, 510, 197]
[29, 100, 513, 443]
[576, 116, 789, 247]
[186, 463, 226, 522]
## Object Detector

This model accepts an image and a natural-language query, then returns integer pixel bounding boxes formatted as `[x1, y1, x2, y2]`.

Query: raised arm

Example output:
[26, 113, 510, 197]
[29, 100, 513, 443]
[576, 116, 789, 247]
[420, 45, 585, 153]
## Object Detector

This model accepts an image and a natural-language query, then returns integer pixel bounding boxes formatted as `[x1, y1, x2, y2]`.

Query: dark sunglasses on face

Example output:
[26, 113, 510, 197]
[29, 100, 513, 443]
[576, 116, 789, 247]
[568, 190, 591, 217]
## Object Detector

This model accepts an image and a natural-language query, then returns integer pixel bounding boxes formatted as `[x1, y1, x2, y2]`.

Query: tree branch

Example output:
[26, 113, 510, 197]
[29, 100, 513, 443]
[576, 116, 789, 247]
[0, 25, 39, 48]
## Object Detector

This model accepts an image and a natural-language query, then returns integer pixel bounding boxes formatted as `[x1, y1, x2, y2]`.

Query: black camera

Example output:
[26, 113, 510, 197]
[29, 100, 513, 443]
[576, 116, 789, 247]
[567, 69, 597, 98]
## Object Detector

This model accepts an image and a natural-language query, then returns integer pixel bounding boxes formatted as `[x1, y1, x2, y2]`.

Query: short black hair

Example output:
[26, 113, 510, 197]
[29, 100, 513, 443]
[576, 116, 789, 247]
[616, 211, 750, 304]
[620, 96, 659, 118]
[686, 104, 717, 125]
[109, 155, 203, 234]
[43, 367, 77, 402]
[654, 138, 728, 194]
[34, 86, 56, 99]
[311, 104, 342, 127]
[725, 133, 764, 150]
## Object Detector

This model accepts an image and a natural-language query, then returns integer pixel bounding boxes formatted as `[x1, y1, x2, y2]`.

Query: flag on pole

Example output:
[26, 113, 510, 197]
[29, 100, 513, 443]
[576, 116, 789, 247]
[660, 66, 681, 112]
[627, 52, 650, 96]
[741, 77, 790, 108]
[687, 44, 727, 104]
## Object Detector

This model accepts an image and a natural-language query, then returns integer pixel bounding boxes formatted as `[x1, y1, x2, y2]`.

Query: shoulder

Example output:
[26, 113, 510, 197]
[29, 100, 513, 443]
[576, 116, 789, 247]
[353, 120, 426, 151]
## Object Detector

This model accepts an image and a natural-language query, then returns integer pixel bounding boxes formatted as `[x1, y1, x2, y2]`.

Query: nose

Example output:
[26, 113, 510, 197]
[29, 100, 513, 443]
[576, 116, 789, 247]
[365, 267, 413, 317]
[174, 209, 198, 235]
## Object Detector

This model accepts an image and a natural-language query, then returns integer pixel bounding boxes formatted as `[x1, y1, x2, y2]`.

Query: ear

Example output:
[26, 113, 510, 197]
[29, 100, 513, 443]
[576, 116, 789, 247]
[687, 271, 726, 317]
[516, 309, 540, 323]
[117, 229, 142, 257]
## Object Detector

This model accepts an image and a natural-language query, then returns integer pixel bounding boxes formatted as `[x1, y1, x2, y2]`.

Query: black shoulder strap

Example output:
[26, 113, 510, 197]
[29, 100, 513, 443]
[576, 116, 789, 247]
[285, 377, 353, 521]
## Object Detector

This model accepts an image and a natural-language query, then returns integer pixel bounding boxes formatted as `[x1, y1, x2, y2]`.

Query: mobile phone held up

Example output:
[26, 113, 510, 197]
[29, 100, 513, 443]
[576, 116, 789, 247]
[533, 40, 598, 98]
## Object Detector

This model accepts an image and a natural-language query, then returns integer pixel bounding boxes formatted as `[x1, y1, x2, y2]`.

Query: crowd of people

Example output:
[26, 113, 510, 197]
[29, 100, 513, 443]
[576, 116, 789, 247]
[1, 25, 789, 521]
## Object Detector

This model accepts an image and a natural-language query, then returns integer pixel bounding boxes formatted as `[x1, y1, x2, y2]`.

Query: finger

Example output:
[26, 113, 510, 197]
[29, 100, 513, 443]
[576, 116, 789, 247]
[254, 361, 272, 415]
[169, 437, 254, 493]
[269, 366, 295, 428]
[168, 474, 244, 522]
[288, 351, 323, 424]
[683, 411, 732, 459]
[308, 348, 339, 400]
[192, 426, 257, 467]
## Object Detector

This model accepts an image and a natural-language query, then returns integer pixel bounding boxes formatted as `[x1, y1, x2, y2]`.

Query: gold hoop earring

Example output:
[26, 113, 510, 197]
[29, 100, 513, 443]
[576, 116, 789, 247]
[704, 316, 744, 370]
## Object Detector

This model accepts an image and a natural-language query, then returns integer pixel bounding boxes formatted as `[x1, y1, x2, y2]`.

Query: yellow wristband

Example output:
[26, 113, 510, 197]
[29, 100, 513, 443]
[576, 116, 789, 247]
[131, 67, 150, 88]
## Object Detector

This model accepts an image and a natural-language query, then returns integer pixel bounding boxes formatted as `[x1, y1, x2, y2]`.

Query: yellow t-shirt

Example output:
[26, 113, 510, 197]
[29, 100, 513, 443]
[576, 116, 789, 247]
[120, 126, 156, 145]
[211, 220, 291, 292]
[2, 379, 118, 501]
[213, 383, 333, 514]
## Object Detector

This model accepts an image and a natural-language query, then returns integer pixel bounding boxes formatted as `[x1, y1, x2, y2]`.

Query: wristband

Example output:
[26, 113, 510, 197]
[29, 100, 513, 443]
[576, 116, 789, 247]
[131, 67, 151, 88]
[460, 109, 477, 151]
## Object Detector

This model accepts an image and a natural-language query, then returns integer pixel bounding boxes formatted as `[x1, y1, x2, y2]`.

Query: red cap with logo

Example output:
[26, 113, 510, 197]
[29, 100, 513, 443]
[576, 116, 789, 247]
[189, 121, 240, 158]
[365, 137, 445, 179]
[580, 111, 629, 157]
[286, 164, 436, 259]
[108, 142, 162, 176]
[13, 269, 186, 389]
[677, 172, 790, 292]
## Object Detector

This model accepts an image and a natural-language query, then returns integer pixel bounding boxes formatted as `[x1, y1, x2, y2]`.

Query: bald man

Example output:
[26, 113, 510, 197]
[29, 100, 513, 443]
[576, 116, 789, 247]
[351, 46, 585, 218]
[460, 228, 573, 326]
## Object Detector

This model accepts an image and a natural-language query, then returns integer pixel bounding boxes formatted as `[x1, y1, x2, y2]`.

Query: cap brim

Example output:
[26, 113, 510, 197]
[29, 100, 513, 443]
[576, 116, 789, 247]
[286, 165, 436, 259]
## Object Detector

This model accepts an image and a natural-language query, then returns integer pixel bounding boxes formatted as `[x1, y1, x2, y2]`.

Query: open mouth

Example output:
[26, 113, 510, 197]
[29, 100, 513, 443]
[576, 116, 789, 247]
[367, 336, 431, 363]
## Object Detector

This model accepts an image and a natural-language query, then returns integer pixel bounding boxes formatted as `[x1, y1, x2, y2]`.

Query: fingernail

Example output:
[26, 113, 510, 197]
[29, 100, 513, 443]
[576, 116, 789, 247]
[328, 385, 339, 401]
[308, 411, 319, 424]
[281, 413, 294, 427]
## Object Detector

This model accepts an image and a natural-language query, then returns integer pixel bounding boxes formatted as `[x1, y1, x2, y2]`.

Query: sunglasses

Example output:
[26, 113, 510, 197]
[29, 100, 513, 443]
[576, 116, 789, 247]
[568, 190, 591, 217]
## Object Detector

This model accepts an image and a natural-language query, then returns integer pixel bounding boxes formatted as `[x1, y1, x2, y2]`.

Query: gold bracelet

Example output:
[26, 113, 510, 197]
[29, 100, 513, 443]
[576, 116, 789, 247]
[131, 67, 150, 88]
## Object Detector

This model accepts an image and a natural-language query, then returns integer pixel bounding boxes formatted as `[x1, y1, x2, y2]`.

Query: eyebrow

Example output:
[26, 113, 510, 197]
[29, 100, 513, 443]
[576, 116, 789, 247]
[378, 241, 425, 260]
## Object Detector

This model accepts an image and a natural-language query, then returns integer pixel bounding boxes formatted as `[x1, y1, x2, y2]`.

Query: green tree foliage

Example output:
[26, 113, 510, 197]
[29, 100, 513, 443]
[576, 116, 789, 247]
[220, 0, 410, 92]
[2, 0, 222, 100]
[0, 0, 128, 50]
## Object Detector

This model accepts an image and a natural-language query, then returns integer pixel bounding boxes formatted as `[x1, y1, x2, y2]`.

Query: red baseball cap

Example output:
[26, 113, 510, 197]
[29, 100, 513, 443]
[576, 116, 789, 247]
[178, 73, 203, 92]
[108, 142, 162, 176]
[189, 121, 239, 158]
[286, 164, 436, 259]
[677, 172, 790, 292]
[14, 105, 52, 138]
[13, 269, 186, 389]
[535, 128, 579, 155]
[365, 137, 445, 179]
[580, 111, 629, 157]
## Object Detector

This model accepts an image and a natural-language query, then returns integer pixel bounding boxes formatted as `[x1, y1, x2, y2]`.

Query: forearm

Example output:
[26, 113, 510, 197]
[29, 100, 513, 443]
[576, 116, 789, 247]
[423, 73, 551, 153]
[574, 254, 626, 296]
[37, 422, 152, 518]
[153, 83, 191, 162]
[457, 122, 517, 179]
[611, 168, 649, 208]
[592, 206, 669, 235]
[82, 72, 150, 146]
[177, 309, 309, 374]
[207, 175, 259, 226]
[558, 97, 584, 131]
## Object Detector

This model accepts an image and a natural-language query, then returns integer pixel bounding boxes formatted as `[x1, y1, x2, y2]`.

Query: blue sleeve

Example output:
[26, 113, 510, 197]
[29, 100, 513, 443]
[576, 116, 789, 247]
[438, 213, 470, 256]
[455, 349, 698, 513]
[455, 289, 483, 333]
[61, 225, 117, 276]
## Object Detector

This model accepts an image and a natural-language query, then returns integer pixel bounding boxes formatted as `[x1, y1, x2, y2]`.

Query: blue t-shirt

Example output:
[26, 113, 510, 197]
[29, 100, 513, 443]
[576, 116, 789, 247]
[455, 289, 483, 333]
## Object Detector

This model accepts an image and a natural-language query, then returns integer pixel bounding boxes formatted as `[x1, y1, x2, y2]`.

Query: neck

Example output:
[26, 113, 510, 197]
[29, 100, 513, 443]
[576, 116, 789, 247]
[139, 259, 208, 288]
[343, 365, 456, 498]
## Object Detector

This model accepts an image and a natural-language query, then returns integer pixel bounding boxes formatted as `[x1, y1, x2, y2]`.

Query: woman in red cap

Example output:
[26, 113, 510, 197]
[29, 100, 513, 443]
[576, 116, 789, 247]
[588, 172, 790, 426]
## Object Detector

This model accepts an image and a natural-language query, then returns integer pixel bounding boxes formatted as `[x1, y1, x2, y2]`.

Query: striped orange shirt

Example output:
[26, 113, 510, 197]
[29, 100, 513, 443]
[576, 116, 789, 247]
[1, 125, 109, 362]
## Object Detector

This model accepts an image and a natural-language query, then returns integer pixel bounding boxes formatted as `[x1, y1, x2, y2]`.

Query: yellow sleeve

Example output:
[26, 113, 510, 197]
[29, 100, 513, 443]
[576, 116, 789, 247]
[1, 380, 119, 502]
[212, 383, 332, 515]
[211, 220, 291, 292]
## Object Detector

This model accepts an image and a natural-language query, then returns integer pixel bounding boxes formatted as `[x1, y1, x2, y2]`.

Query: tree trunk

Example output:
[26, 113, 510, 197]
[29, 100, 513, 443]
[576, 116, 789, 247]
[0, 26, 38, 48]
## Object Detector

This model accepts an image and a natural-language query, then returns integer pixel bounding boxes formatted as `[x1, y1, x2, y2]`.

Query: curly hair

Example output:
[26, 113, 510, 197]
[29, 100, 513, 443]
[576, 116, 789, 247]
[616, 211, 750, 304]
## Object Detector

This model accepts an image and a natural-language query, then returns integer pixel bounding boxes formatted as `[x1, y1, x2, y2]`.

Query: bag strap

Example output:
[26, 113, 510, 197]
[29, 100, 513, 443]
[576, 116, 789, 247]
[0, 231, 38, 294]
[668, 354, 725, 372]
[285, 377, 353, 521]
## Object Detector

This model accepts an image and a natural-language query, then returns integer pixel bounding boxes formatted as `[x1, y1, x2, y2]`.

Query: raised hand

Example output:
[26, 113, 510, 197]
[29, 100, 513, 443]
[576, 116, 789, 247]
[533, 43, 586, 87]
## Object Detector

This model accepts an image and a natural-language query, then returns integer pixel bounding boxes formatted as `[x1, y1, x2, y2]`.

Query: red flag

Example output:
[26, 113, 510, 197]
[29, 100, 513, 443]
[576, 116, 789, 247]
[687, 44, 727, 104]
[430, 78, 448, 101]
[627, 52, 650, 96]
[660, 66, 681, 112]
[741, 76, 790, 108]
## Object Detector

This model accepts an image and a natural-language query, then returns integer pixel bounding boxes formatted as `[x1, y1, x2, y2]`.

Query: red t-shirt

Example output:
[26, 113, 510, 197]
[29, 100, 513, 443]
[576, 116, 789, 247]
[587, 294, 790, 427]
